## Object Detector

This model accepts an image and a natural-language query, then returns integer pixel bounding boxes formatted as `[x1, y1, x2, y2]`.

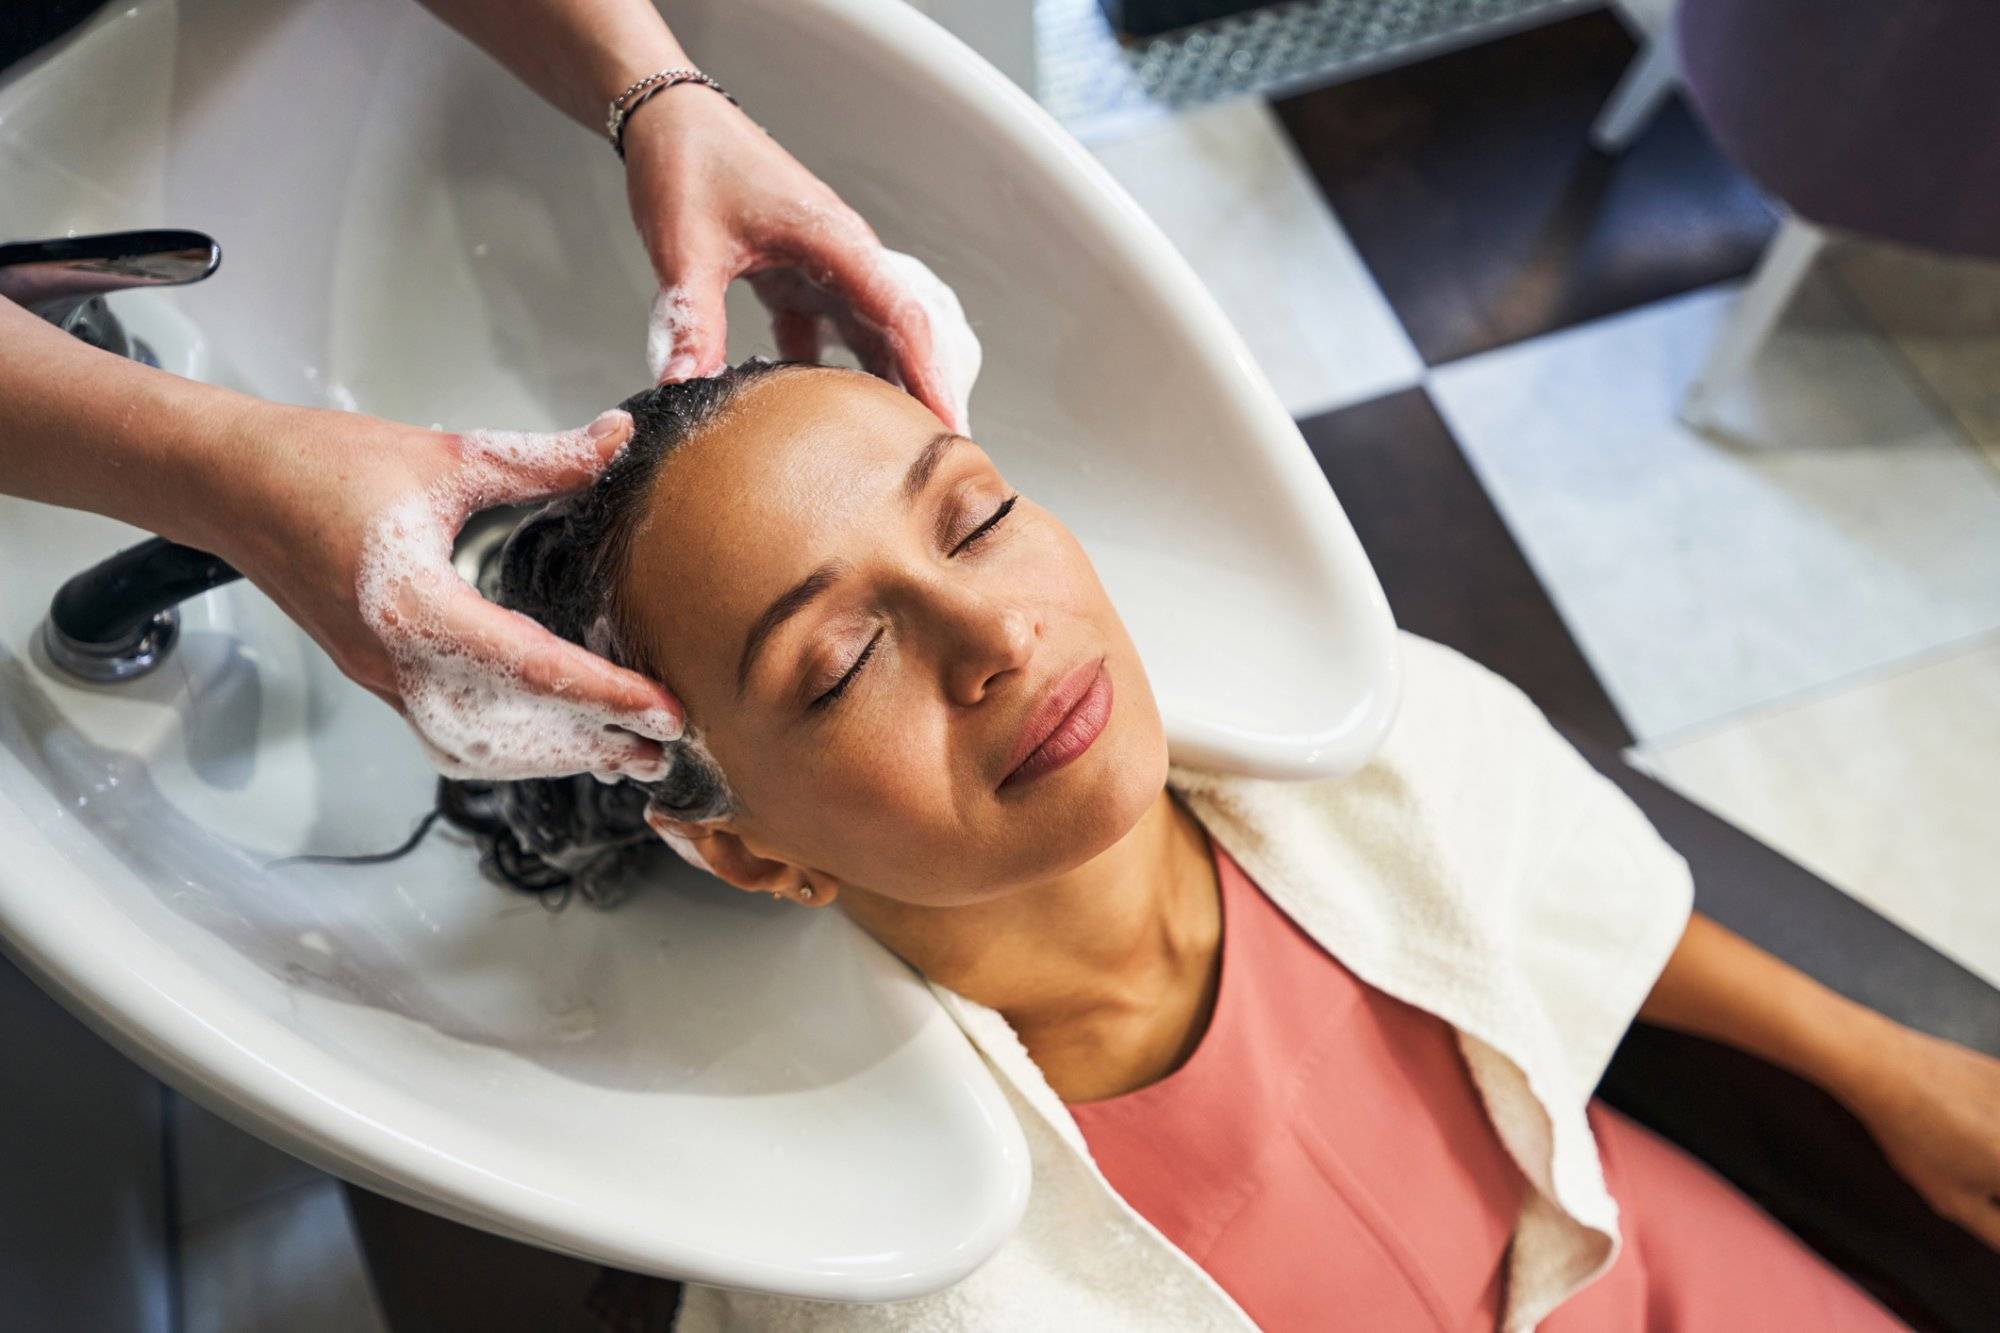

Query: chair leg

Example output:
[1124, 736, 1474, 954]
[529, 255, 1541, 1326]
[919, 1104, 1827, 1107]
[1590, 29, 1680, 153]
[1678, 214, 1830, 441]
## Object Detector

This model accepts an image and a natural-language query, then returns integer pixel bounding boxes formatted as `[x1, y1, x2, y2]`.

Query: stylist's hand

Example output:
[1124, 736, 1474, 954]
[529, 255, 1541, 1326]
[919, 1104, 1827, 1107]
[199, 403, 681, 783]
[620, 86, 963, 431]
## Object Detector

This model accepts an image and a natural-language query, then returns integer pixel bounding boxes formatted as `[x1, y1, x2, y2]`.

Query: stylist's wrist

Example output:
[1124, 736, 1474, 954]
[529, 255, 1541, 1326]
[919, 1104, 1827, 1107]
[186, 401, 440, 573]
[616, 75, 743, 164]
[118, 385, 314, 559]
[598, 39, 697, 109]
[600, 44, 723, 161]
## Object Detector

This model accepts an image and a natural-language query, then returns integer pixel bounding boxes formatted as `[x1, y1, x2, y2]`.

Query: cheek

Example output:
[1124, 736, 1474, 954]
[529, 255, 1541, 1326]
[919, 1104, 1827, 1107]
[1036, 520, 1116, 613]
[733, 683, 1030, 900]
[816, 723, 963, 867]
[723, 716, 957, 884]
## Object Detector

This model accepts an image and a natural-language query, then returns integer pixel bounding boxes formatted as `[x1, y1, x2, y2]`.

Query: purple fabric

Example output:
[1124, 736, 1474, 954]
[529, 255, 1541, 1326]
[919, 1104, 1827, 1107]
[1674, 0, 2000, 261]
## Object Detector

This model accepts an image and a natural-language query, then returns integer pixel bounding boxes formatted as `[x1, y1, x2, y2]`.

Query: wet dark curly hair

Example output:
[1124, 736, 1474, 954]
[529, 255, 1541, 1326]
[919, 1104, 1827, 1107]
[435, 355, 810, 910]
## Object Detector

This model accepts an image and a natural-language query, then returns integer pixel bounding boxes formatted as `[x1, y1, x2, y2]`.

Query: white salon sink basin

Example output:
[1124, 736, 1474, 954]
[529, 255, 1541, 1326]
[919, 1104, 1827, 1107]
[0, 0, 1397, 1302]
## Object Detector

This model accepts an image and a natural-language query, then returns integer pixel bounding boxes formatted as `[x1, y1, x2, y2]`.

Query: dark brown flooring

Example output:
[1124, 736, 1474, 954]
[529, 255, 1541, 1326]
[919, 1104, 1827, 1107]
[1300, 387, 1632, 752]
[1272, 9, 1778, 366]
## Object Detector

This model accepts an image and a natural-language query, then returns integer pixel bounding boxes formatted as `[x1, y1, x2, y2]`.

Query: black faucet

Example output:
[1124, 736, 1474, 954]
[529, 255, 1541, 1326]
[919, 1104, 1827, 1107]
[3, 228, 244, 681]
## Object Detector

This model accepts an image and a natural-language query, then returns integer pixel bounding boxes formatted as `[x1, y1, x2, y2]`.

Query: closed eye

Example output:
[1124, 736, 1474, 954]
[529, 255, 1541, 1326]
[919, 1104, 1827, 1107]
[952, 492, 1018, 556]
[808, 492, 1021, 712]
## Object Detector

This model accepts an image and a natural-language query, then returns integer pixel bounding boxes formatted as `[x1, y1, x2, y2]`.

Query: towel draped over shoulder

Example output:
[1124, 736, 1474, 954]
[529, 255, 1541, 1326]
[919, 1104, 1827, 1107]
[675, 630, 1696, 1332]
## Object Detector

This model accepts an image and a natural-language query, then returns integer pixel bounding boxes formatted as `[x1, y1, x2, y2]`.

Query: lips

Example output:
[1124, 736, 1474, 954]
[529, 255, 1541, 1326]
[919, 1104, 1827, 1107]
[999, 654, 1109, 789]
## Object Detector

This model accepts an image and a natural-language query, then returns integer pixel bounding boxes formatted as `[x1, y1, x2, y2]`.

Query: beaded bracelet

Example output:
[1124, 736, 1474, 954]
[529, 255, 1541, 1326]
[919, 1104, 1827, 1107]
[606, 67, 739, 161]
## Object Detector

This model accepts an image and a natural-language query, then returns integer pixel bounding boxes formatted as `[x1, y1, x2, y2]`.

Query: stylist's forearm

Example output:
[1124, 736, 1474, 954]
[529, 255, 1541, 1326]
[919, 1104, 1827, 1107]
[411, 0, 692, 130]
[0, 296, 266, 550]
[1636, 909, 1901, 1109]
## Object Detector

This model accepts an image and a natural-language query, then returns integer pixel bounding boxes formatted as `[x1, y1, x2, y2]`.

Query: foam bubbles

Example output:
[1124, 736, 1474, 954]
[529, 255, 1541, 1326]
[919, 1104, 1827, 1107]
[648, 286, 700, 383]
[871, 247, 983, 436]
[354, 410, 685, 783]
[645, 247, 982, 432]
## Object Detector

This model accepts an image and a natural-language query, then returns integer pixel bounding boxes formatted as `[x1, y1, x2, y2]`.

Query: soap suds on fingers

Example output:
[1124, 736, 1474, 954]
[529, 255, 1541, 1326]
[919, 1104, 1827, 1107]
[647, 286, 700, 384]
[870, 247, 983, 437]
[355, 409, 685, 783]
[650, 246, 982, 434]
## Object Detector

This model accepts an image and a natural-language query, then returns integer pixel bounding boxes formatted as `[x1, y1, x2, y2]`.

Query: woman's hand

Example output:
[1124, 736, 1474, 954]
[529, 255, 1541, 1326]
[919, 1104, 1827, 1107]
[619, 85, 964, 431]
[1635, 910, 2000, 1252]
[400, 2, 958, 415]
[194, 402, 683, 783]
[1839, 1021, 2000, 1251]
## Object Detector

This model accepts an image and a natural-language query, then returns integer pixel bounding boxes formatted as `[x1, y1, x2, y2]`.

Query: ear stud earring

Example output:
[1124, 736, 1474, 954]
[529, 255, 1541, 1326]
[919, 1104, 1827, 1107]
[799, 885, 815, 902]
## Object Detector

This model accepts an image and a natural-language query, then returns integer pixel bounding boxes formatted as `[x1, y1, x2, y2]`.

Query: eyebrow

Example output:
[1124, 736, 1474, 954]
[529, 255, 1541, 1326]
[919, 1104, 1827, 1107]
[735, 430, 970, 700]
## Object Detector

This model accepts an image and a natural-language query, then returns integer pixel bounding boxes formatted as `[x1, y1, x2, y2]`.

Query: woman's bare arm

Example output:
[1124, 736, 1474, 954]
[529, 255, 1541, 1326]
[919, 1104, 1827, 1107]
[0, 292, 256, 545]
[1636, 908, 1894, 1102]
[1638, 907, 2000, 1248]
[408, 0, 690, 129]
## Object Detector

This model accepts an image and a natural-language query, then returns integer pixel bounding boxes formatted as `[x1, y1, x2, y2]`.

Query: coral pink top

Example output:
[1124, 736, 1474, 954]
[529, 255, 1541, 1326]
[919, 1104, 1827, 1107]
[1066, 830, 1910, 1332]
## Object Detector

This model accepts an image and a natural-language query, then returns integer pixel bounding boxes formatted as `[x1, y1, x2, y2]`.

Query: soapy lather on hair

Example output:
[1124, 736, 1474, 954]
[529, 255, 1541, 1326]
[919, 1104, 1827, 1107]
[354, 409, 685, 784]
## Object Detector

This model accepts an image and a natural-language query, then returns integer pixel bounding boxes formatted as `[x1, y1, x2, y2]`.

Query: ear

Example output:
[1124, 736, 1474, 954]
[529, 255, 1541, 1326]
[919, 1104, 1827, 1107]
[642, 802, 839, 908]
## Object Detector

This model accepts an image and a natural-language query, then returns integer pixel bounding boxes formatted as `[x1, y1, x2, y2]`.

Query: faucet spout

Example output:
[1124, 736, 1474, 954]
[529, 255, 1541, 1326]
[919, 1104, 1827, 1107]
[0, 228, 221, 318]
[0, 228, 221, 364]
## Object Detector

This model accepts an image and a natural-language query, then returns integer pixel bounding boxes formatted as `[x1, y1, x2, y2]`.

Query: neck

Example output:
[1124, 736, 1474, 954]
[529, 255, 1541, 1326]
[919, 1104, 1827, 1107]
[836, 785, 1222, 1101]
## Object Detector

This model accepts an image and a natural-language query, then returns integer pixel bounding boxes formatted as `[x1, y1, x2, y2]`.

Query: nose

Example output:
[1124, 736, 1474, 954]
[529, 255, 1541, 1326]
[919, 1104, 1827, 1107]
[931, 579, 1038, 706]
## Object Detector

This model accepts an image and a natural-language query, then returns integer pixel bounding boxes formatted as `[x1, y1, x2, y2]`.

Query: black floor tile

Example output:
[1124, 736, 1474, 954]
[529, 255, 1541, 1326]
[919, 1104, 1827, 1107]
[1, 0, 113, 75]
[1301, 386, 1631, 752]
[1271, 10, 1778, 366]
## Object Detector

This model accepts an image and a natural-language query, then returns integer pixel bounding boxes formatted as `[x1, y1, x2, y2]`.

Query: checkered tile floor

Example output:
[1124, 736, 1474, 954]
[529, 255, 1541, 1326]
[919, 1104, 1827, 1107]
[1077, 7, 2000, 990]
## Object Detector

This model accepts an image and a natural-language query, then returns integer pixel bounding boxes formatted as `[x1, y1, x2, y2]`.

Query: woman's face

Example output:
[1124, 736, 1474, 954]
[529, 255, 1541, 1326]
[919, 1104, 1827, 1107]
[617, 366, 1168, 905]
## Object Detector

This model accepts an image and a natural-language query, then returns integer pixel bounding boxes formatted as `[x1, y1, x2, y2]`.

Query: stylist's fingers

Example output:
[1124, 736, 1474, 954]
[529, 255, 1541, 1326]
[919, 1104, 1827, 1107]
[443, 582, 683, 731]
[804, 225, 955, 430]
[770, 308, 822, 363]
[650, 253, 733, 384]
[453, 409, 635, 512]
[404, 582, 683, 781]
[827, 305, 901, 385]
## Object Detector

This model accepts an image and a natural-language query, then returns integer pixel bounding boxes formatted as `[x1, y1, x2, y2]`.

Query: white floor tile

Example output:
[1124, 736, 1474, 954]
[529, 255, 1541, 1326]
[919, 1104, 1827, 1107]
[173, 1091, 326, 1227]
[1427, 276, 2000, 741]
[1084, 96, 1424, 420]
[1631, 630, 2000, 990]
[181, 1178, 388, 1333]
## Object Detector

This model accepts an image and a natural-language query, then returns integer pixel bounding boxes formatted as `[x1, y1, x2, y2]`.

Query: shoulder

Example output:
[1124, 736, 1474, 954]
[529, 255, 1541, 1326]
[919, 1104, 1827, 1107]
[1382, 629, 1558, 764]
[1165, 624, 1687, 881]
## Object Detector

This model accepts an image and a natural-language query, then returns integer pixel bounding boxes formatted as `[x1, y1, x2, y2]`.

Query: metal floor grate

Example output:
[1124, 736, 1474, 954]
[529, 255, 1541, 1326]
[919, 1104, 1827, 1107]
[1037, 0, 1600, 137]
